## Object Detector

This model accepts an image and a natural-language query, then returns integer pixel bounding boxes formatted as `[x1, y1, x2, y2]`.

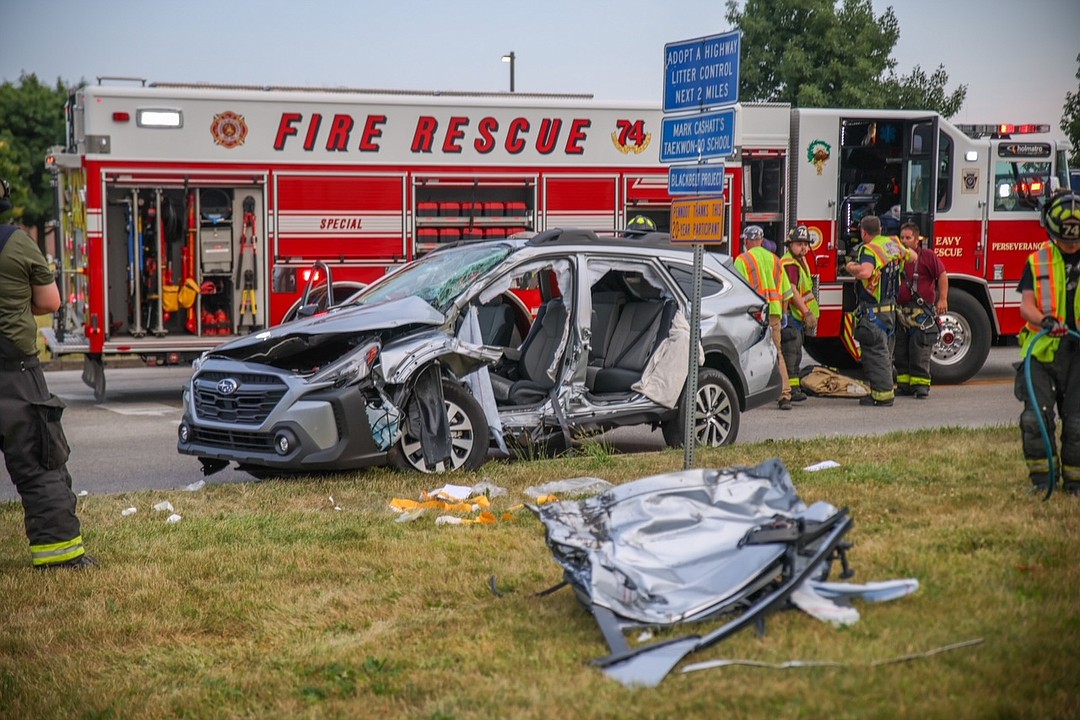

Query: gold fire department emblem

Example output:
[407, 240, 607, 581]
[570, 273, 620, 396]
[210, 111, 248, 149]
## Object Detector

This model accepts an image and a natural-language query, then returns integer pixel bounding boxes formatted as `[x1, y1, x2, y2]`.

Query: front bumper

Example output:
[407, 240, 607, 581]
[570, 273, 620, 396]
[177, 367, 389, 472]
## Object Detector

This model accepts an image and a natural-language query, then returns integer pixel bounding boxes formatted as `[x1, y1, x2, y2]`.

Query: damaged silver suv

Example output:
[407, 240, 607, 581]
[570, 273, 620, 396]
[177, 228, 780, 476]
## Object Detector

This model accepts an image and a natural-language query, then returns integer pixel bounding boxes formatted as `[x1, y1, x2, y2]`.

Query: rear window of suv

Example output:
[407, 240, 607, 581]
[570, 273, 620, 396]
[663, 263, 725, 298]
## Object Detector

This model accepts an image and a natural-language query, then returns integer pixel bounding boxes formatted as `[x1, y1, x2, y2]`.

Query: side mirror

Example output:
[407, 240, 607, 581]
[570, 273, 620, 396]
[296, 304, 321, 318]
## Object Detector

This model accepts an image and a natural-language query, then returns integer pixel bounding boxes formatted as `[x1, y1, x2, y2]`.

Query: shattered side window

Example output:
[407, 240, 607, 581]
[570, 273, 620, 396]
[355, 244, 512, 312]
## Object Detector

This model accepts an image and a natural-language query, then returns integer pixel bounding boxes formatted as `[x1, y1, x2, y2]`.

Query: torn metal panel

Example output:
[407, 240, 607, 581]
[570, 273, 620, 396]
[535, 459, 855, 687]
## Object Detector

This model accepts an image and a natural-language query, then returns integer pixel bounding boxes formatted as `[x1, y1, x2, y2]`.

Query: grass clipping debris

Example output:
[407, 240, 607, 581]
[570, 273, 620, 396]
[2, 426, 1078, 719]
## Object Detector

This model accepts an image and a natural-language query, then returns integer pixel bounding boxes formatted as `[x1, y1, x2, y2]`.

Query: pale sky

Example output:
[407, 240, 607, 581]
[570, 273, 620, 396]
[2, 0, 1076, 143]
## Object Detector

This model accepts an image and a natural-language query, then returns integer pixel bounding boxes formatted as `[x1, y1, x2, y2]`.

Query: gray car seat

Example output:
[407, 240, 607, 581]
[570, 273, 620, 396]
[490, 298, 568, 405]
[591, 299, 675, 393]
[476, 300, 515, 348]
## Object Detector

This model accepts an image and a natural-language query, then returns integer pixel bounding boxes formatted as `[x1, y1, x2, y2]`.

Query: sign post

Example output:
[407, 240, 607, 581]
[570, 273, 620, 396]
[662, 29, 740, 469]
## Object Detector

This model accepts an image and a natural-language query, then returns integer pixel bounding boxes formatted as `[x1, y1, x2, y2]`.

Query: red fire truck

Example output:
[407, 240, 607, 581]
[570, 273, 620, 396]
[44, 80, 1070, 399]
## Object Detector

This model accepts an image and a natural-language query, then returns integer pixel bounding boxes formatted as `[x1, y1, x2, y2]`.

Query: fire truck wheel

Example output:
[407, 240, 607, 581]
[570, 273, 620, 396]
[662, 368, 741, 449]
[931, 289, 991, 385]
[389, 380, 490, 473]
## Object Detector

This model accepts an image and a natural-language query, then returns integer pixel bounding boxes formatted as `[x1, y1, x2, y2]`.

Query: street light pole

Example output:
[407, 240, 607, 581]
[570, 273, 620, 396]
[501, 51, 515, 92]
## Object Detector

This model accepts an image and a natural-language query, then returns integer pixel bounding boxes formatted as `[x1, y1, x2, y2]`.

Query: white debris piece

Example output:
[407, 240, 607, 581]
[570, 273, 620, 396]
[395, 508, 426, 523]
[790, 582, 860, 626]
[184, 480, 206, 492]
[165, 513, 182, 524]
[152, 500, 174, 512]
[803, 460, 841, 472]
[121, 507, 137, 517]
[434, 515, 463, 525]
[470, 480, 508, 498]
[328, 495, 341, 511]
[77, 490, 89, 497]
[524, 477, 614, 499]
[428, 484, 474, 501]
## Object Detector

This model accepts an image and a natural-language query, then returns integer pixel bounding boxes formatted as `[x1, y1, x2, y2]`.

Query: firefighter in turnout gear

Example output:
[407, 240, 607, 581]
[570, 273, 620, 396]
[0, 178, 96, 569]
[735, 225, 794, 409]
[1015, 190, 1080, 495]
[845, 215, 916, 407]
[781, 225, 820, 402]
[894, 221, 948, 398]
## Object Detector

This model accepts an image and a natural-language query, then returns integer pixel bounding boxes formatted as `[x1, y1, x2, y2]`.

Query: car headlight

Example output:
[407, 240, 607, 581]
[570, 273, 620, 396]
[309, 340, 381, 388]
[191, 352, 209, 374]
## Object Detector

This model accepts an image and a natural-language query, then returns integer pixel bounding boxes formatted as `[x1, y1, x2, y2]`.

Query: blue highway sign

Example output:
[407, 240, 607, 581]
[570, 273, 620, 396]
[663, 30, 741, 113]
[660, 108, 736, 164]
[668, 164, 727, 196]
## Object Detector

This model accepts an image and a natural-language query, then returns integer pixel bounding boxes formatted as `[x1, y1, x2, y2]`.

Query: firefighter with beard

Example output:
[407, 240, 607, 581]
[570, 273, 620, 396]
[0, 177, 96, 569]
[1015, 190, 1080, 495]
[780, 225, 819, 401]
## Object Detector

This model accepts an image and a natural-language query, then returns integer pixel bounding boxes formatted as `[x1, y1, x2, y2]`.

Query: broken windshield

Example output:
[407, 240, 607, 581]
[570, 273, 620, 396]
[354, 244, 513, 313]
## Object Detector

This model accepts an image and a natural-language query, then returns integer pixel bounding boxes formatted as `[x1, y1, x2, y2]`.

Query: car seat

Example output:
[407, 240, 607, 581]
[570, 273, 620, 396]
[489, 298, 568, 405]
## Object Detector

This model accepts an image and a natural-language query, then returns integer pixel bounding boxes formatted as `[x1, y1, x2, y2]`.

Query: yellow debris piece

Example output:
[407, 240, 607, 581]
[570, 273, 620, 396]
[535, 494, 560, 505]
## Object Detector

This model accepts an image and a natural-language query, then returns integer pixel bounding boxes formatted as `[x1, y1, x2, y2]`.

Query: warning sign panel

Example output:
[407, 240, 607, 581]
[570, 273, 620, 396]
[670, 197, 725, 244]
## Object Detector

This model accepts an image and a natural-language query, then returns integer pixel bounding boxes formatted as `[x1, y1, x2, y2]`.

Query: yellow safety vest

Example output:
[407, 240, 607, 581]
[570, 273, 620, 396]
[1019, 241, 1080, 362]
[781, 252, 819, 322]
[735, 246, 791, 317]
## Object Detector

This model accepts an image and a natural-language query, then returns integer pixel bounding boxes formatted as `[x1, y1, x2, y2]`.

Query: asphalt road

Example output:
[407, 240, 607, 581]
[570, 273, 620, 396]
[0, 347, 1021, 501]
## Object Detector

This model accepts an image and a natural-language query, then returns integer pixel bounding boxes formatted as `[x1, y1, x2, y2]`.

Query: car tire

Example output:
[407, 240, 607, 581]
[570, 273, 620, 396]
[662, 367, 740, 448]
[388, 380, 490, 473]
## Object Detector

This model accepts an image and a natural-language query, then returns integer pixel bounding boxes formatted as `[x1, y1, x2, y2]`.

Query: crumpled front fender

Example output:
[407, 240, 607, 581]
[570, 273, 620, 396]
[380, 329, 502, 385]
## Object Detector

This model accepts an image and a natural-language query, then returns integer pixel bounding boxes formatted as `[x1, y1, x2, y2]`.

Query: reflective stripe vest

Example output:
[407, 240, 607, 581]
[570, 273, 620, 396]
[781, 252, 819, 322]
[735, 246, 791, 317]
[1019, 241, 1080, 362]
[856, 235, 906, 305]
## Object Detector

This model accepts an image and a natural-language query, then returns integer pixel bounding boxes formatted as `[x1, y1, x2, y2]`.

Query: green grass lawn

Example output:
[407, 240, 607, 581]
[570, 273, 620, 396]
[2, 426, 1077, 719]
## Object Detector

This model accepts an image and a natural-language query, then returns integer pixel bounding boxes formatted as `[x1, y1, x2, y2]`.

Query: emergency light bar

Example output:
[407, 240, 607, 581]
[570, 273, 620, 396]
[957, 123, 1051, 139]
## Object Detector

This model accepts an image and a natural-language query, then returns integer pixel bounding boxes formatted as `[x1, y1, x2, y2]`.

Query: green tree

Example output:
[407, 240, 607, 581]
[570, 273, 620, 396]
[725, 0, 966, 116]
[1062, 52, 1080, 166]
[0, 73, 70, 233]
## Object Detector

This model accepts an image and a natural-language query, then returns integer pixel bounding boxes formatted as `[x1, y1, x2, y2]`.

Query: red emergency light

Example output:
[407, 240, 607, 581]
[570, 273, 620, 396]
[112, 111, 131, 123]
[301, 269, 322, 283]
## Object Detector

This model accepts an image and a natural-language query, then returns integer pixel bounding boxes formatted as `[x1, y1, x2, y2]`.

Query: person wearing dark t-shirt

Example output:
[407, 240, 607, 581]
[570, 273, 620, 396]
[894, 222, 948, 398]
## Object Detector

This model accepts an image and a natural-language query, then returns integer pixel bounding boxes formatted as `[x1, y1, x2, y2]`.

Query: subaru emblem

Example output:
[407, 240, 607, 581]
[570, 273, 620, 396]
[217, 378, 239, 395]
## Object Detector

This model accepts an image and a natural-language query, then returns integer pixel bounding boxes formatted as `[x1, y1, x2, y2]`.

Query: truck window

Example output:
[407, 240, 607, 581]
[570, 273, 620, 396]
[936, 132, 952, 211]
[993, 161, 1050, 213]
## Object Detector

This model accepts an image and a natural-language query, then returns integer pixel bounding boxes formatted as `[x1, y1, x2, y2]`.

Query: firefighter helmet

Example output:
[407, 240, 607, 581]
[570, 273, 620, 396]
[786, 225, 810, 244]
[741, 224, 764, 241]
[626, 215, 656, 234]
[1042, 190, 1080, 244]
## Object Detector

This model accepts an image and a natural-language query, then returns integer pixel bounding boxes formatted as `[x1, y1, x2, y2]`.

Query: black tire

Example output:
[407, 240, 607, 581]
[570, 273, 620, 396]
[931, 289, 991, 385]
[662, 368, 741, 448]
[388, 380, 489, 473]
[803, 337, 860, 370]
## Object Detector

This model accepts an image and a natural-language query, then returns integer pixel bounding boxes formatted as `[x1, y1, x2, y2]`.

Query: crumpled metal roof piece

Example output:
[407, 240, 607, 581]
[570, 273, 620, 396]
[534, 459, 854, 687]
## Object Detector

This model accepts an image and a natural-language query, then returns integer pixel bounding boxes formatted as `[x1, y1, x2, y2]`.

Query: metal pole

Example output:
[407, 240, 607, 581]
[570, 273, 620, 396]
[502, 52, 516, 92]
[683, 243, 704, 469]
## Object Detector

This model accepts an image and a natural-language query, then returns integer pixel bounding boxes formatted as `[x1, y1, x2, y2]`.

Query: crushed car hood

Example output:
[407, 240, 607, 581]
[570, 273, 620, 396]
[208, 296, 446, 357]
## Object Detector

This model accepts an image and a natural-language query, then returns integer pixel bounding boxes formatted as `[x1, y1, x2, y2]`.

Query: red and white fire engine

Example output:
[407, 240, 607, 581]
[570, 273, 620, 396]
[45, 80, 1070, 400]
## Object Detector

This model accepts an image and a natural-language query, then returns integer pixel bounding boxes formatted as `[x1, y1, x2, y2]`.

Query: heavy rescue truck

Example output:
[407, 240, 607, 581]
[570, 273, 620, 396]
[45, 80, 1070, 399]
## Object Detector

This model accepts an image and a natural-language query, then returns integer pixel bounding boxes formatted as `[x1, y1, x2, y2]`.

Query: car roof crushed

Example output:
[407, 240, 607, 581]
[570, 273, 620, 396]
[533, 459, 877, 687]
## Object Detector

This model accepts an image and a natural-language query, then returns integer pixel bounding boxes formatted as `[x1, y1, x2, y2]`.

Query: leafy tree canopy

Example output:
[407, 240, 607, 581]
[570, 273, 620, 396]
[0, 73, 69, 233]
[1062, 52, 1080, 166]
[725, 0, 966, 117]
